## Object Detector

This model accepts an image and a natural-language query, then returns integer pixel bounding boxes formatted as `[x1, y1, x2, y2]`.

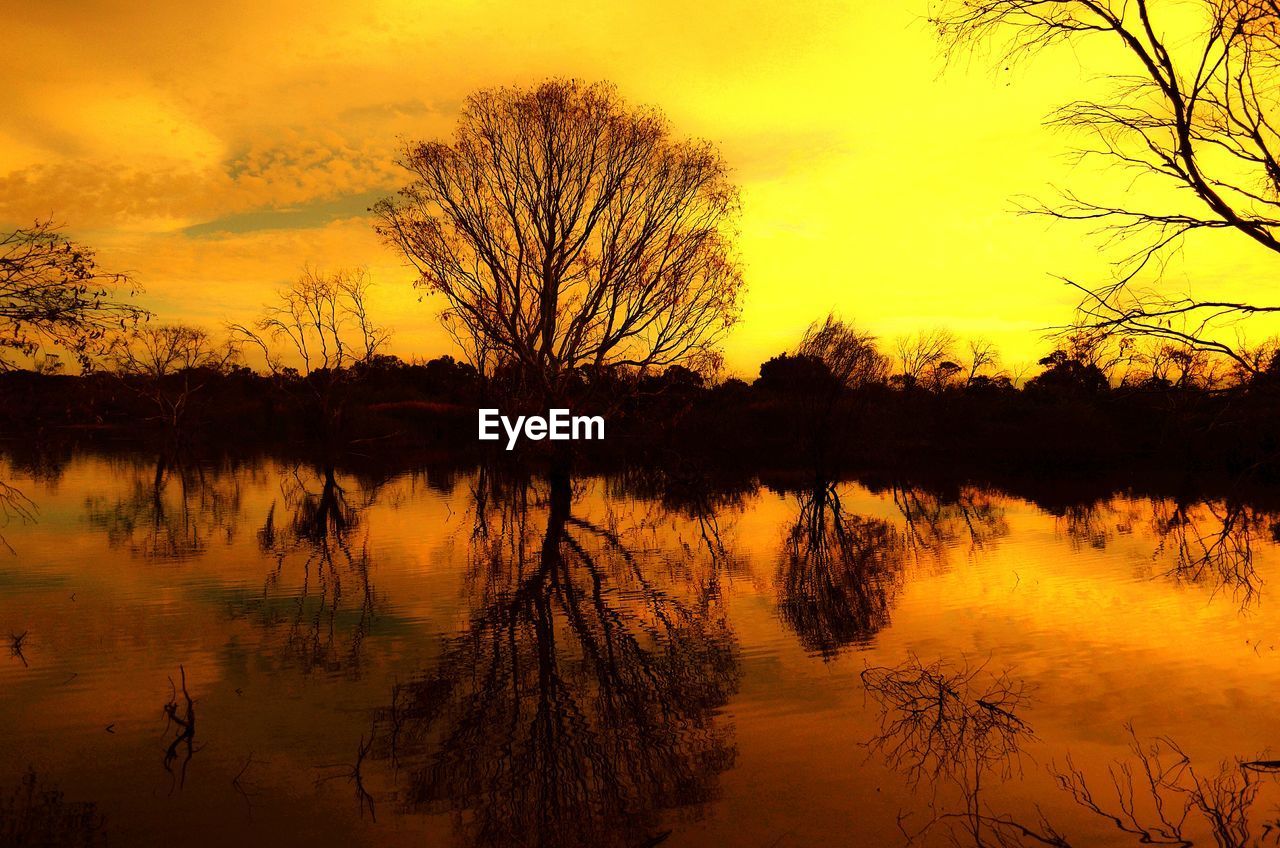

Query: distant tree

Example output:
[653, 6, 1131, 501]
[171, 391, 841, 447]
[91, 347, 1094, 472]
[933, 0, 1280, 372]
[375, 79, 745, 405]
[231, 267, 389, 376]
[894, 329, 958, 390]
[108, 325, 239, 380]
[1, 219, 147, 370]
[1026, 349, 1111, 396]
[962, 338, 1002, 388]
[712, 376, 751, 399]
[414, 355, 481, 400]
[755, 353, 837, 395]
[231, 268, 391, 451]
[797, 314, 889, 390]
[107, 324, 240, 433]
[1127, 340, 1228, 391]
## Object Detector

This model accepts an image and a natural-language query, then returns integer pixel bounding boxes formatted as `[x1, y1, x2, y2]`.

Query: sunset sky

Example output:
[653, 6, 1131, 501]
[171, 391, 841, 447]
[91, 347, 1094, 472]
[3, 0, 1277, 375]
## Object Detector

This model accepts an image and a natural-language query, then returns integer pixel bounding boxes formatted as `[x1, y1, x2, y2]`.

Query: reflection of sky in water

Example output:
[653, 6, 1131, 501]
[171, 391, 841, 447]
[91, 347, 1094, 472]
[1, 453, 1278, 847]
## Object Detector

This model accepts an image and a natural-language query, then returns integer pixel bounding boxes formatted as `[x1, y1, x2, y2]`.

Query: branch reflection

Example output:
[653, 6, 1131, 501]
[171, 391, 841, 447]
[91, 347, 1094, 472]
[373, 468, 740, 848]
[84, 453, 242, 561]
[779, 478, 905, 656]
[1152, 499, 1263, 607]
[255, 463, 379, 675]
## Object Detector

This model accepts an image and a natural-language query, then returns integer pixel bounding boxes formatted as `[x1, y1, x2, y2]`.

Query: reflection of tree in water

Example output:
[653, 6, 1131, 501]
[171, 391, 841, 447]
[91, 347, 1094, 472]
[779, 479, 905, 657]
[1050, 495, 1269, 609]
[862, 656, 1034, 793]
[862, 655, 1040, 846]
[373, 470, 740, 848]
[776, 481, 1008, 658]
[1152, 499, 1264, 607]
[864, 658, 1280, 848]
[890, 484, 1008, 559]
[928, 730, 1280, 848]
[862, 655, 1037, 847]
[609, 464, 757, 590]
[0, 768, 106, 847]
[255, 464, 378, 675]
[1054, 499, 1127, 552]
[0, 477, 36, 554]
[1, 447, 69, 554]
[83, 454, 242, 561]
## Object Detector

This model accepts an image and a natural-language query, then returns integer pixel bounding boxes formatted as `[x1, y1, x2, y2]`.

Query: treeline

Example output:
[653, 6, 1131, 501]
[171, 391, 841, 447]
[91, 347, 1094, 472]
[5, 314, 1280, 483]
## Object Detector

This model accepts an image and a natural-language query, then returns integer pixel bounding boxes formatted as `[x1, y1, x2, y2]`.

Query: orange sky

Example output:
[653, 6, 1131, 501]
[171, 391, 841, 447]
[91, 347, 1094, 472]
[3, 0, 1279, 376]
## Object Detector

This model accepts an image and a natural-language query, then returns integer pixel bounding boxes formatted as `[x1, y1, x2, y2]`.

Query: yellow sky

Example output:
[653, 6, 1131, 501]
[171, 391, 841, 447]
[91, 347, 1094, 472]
[3, 0, 1278, 376]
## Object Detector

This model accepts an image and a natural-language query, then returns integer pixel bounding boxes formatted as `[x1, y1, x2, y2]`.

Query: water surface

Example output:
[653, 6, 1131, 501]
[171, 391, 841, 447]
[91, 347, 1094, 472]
[2, 452, 1278, 846]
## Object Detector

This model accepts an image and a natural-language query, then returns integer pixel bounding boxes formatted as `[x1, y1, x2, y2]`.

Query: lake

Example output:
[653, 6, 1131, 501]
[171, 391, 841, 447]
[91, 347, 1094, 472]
[2, 451, 1278, 847]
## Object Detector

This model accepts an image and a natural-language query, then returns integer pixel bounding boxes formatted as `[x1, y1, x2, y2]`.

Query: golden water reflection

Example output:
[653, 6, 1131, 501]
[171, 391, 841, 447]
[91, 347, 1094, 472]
[1, 453, 1279, 846]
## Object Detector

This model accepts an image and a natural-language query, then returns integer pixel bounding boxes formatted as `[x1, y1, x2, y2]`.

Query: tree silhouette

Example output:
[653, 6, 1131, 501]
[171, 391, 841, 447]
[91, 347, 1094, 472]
[1, 219, 147, 370]
[231, 267, 390, 454]
[375, 79, 744, 404]
[106, 324, 241, 437]
[934, 0, 1280, 371]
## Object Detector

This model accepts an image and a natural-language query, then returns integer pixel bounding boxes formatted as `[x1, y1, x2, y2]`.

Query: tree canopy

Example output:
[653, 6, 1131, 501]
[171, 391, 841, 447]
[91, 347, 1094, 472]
[375, 79, 745, 402]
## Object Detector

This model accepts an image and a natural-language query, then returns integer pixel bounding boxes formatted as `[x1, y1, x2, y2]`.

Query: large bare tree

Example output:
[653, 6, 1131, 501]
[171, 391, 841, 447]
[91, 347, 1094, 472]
[1, 219, 147, 370]
[933, 0, 1280, 372]
[375, 80, 745, 402]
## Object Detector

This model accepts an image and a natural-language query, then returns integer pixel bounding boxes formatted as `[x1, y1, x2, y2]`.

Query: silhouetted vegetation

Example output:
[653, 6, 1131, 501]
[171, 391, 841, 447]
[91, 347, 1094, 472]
[7, 318, 1280, 486]
[0, 769, 106, 847]
[376, 79, 745, 410]
[934, 0, 1280, 375]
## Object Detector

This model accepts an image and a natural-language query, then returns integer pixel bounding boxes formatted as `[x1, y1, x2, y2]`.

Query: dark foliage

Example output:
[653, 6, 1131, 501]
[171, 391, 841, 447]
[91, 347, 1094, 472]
[4, 348, 1280, 484]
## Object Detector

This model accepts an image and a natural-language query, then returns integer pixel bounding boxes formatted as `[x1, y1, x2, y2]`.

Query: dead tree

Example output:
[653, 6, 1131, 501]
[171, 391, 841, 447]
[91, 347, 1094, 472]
[231, 267, 390, 452]
[895, 329, 959, 390]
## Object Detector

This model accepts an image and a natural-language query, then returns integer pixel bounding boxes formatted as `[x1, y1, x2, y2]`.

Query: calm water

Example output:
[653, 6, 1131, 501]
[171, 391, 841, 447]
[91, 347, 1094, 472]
[2, 452, 1279, 847]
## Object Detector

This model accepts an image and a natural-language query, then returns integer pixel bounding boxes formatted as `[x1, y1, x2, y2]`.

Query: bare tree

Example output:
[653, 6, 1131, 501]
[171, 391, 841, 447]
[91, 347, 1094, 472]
[1, 219, 147, 370]
[964, 337, 1004, 387]
[375, 79, 745, 403]
[108, 325, 238, 380]
[1126, 338, 1232, 389]
[231, 267, 389, 376]
[106, 325, 240, 435]
[895, 328, 959, 389]
[933, 0, 1280, 372]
